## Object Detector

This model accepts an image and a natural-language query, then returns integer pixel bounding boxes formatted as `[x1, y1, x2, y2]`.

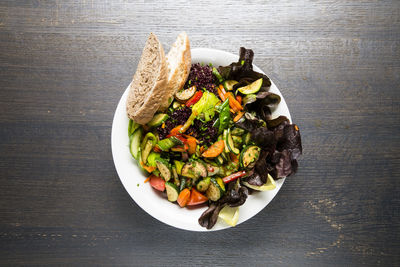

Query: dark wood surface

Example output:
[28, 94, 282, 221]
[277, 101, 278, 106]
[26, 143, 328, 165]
[1, 1, 399, 266]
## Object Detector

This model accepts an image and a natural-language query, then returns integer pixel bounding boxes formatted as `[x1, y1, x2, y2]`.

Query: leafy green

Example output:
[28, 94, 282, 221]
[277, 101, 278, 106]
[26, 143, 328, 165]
[192, 91, 220, 122]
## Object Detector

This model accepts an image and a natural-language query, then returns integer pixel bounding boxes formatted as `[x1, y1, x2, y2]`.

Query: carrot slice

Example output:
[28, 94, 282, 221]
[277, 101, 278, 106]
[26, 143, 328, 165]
[225, 92, 243, 112]
[235, 95, 242, 104]
[168, 125, 184, 137]
[201, 140, 225, 158]
[217, 86, 226, 101]
[177, 188, 191, 207]
[142, 164, 156, 173]
[233, 111, 245, 122]
[219, 84, 226, 95]
[186, 137, 197, 155]
[144, 176, 151, 183]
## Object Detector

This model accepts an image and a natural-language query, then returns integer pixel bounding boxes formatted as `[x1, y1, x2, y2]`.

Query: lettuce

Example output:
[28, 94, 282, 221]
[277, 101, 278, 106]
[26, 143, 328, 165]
[192, 91, 220, 122]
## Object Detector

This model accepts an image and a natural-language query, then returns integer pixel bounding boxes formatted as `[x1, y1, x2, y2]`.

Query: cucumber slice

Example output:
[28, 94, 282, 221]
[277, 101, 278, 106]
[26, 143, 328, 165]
[165, 182, 179, 202]
[156, 158, 171, 182]
[240, 145, 261, 169]
[223, 80, 238, 91]
[129, 128, 143, 160]
[225, 129, 240, 155]
[196, 177, 211, 192]
[128, 119, 140, 136]
[147, 113, 169, 128]
[237, 78, 263, 95]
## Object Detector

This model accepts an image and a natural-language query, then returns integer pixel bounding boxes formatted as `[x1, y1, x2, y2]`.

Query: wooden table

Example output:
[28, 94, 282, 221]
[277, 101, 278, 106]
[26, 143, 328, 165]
[1, 1, 399, 266]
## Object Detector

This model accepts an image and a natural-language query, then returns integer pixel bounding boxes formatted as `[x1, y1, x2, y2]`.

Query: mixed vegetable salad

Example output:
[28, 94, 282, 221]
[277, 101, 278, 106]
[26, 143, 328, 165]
[128, 48, 302, 229]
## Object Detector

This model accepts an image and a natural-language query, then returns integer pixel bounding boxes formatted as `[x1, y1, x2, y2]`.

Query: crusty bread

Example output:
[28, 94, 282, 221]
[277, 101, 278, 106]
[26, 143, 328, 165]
[126, 33, 168, 124]
[158, 32, 191, 111]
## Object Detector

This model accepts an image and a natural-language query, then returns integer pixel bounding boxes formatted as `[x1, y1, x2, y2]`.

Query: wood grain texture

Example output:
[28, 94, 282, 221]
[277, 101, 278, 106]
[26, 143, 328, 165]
[0, 0, 399, 266]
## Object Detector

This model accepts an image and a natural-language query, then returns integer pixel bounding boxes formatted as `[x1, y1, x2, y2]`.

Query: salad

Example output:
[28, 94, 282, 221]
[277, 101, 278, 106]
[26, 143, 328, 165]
[128, 48, 302, 229]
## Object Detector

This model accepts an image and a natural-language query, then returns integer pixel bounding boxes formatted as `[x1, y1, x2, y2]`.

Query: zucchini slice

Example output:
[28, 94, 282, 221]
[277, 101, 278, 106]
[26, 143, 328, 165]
[232, 135, 243, 148]
[181, 161, 207, 180]
[147, 113, 169, 128]
[157, 136, 183, 151]
[129, 128, 143, 160]
[174, 160, 185, 175]
[175, 86, 196, 102]
[156, 158, 171, 182]
[141, 132, 157, 164]
[231, 127, 246, 136]
[141, 141, 153, 165]
[165, 182, 179, 202]
[172, 101, 181, 109]
[206, 178, 224, 201]
[244, 132, 252, 145]
[240, 145, 261, 169]
[223, 129, 230, 153]
[237, 78, 263, 95]
[196, 177, 211, 192]
[172, 166, 180, 186]
[225, 129, 240, 155]
[223, 80, 238, 91]
[206, 164, 220, 176]
[216, 156, 224, 165]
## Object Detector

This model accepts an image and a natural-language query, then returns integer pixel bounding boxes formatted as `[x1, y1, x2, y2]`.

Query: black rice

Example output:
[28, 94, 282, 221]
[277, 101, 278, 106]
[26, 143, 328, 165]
[185, 63, 217, 94]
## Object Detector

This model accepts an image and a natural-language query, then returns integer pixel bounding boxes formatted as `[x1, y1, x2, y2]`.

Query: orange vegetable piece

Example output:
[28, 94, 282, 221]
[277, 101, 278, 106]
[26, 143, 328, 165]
[235, 95, 242, 104]
[233, 111, 245, 122]
[186, 137, 197, 155]
[177, 188, 191, 207]
[230, 153, 239, 165]
[201, 140, 225, 158]
[149, 175, 165, 191]
[168, 125, 183, 137]
[225, 92, 243, 112]
[217, 86, 226, 101]
[187, 188, 208, 206]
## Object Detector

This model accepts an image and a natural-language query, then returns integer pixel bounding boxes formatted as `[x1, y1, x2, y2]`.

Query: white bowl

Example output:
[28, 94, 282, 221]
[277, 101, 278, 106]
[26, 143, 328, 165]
[111, 48, 291, 231]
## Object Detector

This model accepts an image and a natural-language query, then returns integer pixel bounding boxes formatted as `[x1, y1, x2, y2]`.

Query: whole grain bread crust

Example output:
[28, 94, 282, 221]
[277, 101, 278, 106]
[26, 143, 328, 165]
[158, 33, 191, 111]
[126, 34, 168, 124]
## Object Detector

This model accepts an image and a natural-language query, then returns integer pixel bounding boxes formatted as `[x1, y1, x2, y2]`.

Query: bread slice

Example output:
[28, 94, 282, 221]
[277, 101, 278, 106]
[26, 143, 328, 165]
[158, 32, 191, 111]
[126, 33, 168, 124]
